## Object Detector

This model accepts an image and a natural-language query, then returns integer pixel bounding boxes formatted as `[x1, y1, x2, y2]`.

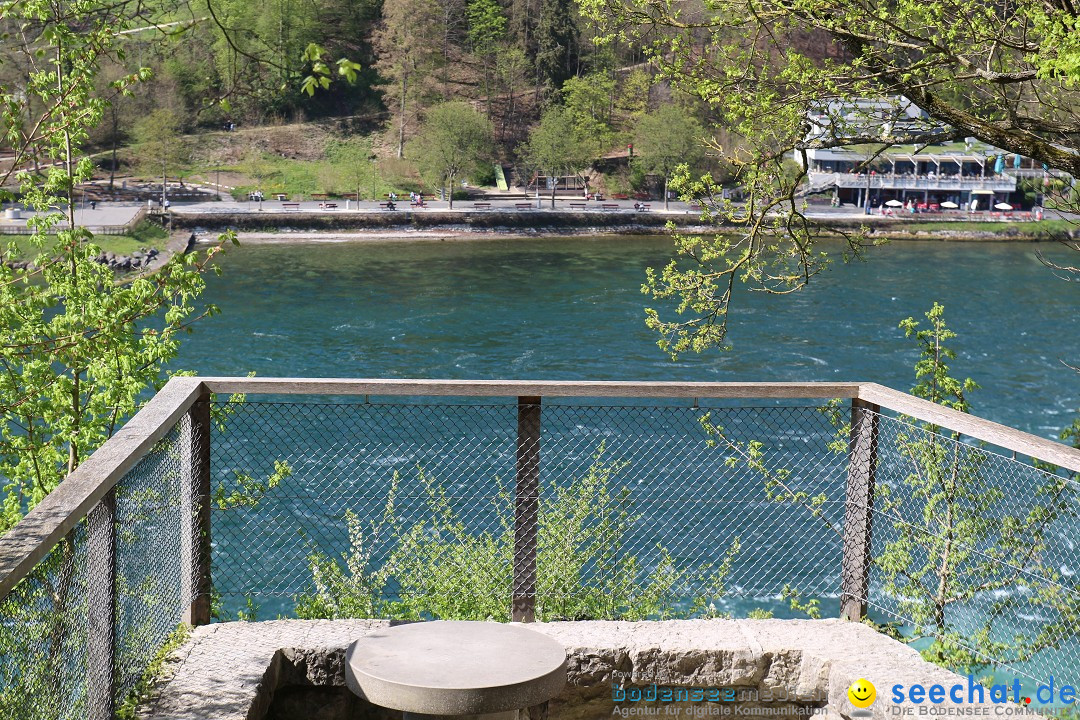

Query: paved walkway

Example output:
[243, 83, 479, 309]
[0, 202, 144, 231]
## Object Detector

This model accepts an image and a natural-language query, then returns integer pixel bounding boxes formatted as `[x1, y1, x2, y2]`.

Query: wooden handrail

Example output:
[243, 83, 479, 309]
[857, 383, 1080, 474]
[0, 377, 206, 600]
[196, 377, 864, 399]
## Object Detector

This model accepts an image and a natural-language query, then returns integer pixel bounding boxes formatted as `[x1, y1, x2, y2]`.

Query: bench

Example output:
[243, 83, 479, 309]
[379, 202, 396, 210]
[569, 202, 587, 210]
[472, 202, 491, 210]
[601, 204, 620, 211]
[311, 193, 329, 201]
[282, 203, 300, 212]
[411, 199, 427, 208]
[515, 202, 533, 210]
[319, 202, 338, 210]
[637, 204, 651, 212]
[689, 204, 703, 212]
[611, 193, 629, 200]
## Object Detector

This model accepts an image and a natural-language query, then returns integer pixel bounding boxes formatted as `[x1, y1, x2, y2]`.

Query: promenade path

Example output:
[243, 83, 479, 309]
[2, 192, 1074, 229]
[0, 203, 145, 232]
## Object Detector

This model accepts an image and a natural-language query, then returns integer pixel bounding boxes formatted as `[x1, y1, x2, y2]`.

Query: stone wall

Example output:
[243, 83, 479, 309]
[137, 619, 1040, 720]
[168, 210, 707, 233]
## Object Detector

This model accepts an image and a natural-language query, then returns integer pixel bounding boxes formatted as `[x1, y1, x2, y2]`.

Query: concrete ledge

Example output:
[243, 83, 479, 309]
[137, 619, 1031, 720]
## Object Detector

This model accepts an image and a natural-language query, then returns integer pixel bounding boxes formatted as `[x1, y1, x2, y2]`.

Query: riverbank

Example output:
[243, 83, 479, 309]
[172, 210, 1077, 247]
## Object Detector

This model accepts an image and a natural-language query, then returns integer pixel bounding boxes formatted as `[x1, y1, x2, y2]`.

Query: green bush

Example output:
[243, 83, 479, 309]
[295, 444, 739, 621]
[471, 163, 497, 187]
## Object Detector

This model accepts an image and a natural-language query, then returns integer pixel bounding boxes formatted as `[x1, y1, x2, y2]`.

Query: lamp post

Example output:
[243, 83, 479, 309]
[369, 154, 377, 203]
[161, 158, 167, 209]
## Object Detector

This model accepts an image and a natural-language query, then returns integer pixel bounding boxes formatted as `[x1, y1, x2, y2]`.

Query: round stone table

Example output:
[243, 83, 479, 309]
[345, 621, 567, 720]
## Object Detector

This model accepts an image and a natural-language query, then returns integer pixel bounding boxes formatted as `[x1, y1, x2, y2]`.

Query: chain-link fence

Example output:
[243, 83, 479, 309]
[0, 412, 199, 720]
[209, 400, 847, 622]
[867, 408, 1080, 685]
[1, 384, 1079, 719]
[209, 398, 1080, 686]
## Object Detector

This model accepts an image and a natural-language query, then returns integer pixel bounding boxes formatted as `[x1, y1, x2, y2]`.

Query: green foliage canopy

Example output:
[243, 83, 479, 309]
[524, 106, 596, 206]
[634, 105, 705, 209]
[412, 102, 494, 208]
[578, 0, 1080, 355]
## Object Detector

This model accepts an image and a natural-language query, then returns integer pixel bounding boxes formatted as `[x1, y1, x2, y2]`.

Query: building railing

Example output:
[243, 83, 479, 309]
[1, 378, 1078, 719]
[809, 171, 1017, 191]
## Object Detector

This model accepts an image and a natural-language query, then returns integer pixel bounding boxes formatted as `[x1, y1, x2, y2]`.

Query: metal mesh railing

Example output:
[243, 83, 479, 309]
[0, 413, 196, 720]
[112, 417, 196, 710]
[208, 400, 848, 620]
[208, 397, 1080, 686]
[2, 384, 1080, 719]
[866, 409, 1080, 684]
[0, 522, 92, 720]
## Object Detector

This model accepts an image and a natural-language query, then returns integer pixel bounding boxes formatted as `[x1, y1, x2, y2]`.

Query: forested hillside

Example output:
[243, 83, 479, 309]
[4, 0, 721, 167]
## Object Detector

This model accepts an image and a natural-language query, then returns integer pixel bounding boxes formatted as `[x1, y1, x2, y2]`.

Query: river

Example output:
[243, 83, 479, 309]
[175, 235, 1080, 436]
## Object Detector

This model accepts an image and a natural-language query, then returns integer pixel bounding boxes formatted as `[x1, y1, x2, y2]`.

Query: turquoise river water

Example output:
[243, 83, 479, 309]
[176, 235, 1080, 436]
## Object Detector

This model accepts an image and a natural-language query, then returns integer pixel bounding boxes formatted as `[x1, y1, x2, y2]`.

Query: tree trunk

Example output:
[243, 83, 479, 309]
[397, 73, 407, 159]
[448, 172, 454, 209]
[550, 175, 556, 208]
[108, 108, 117, 190]
[664, 176, 669, 211]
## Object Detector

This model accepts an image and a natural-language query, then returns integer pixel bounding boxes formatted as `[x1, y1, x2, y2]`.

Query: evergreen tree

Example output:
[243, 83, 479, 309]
[534, 0, 577, 92]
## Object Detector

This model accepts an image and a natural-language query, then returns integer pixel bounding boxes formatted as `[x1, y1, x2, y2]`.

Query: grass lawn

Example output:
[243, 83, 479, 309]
[4, 220, 169, 261]
[900, 219, 1076, 234]
[215, 151, 421, 201]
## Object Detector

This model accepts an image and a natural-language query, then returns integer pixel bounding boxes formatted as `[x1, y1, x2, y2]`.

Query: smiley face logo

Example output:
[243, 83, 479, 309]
[848, 679, 876, 709]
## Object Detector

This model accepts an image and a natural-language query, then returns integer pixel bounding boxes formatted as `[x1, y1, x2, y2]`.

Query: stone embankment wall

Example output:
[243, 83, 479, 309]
[169, 210, 1075, 241]
[169, 210, 706, 233]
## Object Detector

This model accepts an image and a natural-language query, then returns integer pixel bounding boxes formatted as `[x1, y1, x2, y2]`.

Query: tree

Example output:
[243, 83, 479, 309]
[373, 0, 444, 158]
[577, 0, 1080, 356]
[616, 69, 651, 129]
[329, 137, 376, 203]
[703, 304, 1080, 677]
[634, 105, 705, 210]
[535, 0, 577, 93]
[494, 45, 530, 142]
[0, 1, 238, 537]
[563, 73, 616, 150]
[467, 0, 509, 120]
[412, 102, 494, 208]
[524, 107, 595, 207]
[130, 108, 191, 194]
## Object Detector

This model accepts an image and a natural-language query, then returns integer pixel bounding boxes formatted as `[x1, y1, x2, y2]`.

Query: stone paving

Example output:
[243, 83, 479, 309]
[138, 619, 1030, 720]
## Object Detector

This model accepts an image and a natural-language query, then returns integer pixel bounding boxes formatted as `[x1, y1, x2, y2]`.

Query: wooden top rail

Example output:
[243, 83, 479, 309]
[2, 376, 1079, 603]
[856, 383, 1080, 474]
[196, 377, 864, 399]
[0, 377, 206, 600]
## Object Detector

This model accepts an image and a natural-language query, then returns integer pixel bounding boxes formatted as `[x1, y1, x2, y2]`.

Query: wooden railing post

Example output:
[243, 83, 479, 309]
[513, 396, 541, 622]
[181, 392, 212, 626]
[840, 399, 879, 621]
[86, 489, 117, 720]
